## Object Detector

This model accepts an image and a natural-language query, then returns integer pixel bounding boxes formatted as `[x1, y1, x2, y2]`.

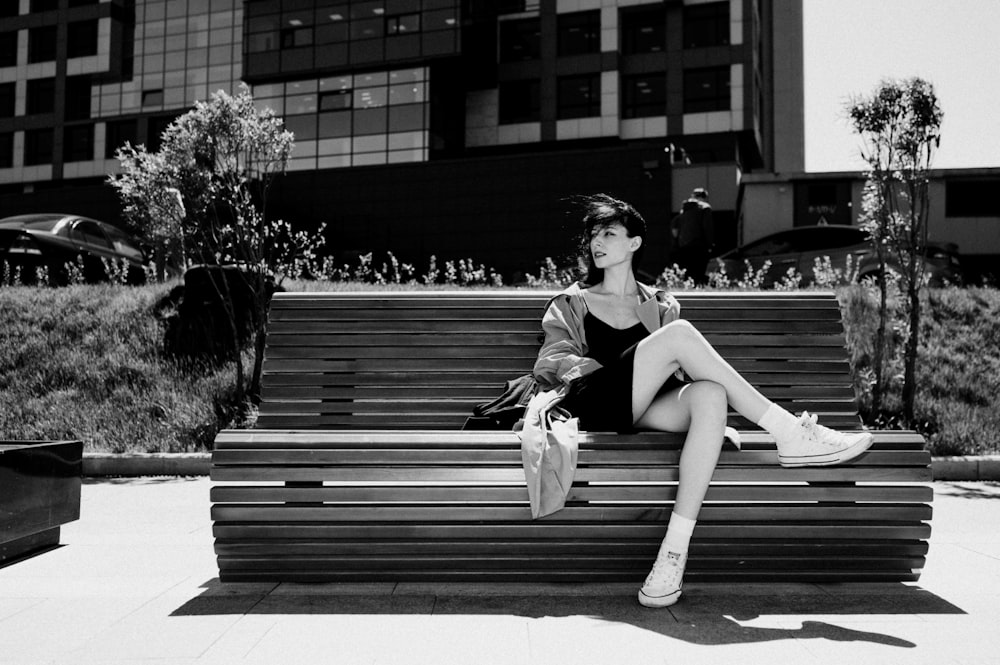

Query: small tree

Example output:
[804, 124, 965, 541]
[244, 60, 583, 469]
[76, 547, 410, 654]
[846, 77, 942, 426]
[110, 85, 323, 404]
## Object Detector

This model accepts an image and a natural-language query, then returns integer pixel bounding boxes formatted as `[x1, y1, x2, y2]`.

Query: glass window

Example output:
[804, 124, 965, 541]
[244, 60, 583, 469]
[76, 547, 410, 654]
[351, 17, 383, 40]
[0, 31, 17, 67]
[0, 132, 12, 169]
[386, 13, 420, 35]
[67, 20, 99, 58]
[30, 0, 58, 11]
[355, 86, 387, 108]
[281, 26, 313, 48]
[0, 3, 18, 17]
[26, 78, 56, 115]
[64, 124, 95, 162]
[318, 110, 352, 137]
[621, 73, 665, 119]
[284, 114, 317, 140]
[315, 22, 348, 44]
[684, 1, 729, 49]
[24, 128, 54, 165]
[286, 92, 317, 114]
[945, 179, 1000, 217]
[105, 119, 138, 159]
[71, 220, 112, 248]
[354, 71, 386, 87]
[0, 82, 14, 118]
[353, 107, 386, 135]
[388, 104, 424, 132]
[165, 34, 187, 51]
[28, 25, 57, 63]
[621, 5, 666, 54]
[248, 31, 279, 52]
[683, 66, 729, 112]
[499, 18, 540, 62]
[557, 11, 600, 57]
[65, 76, 92, 121]
[319, 89, 352, 111]
[142, 89, 165, 107]
[423, 8, 458, 31]
[389, 81, 424, 105]
[557, 74, 600, 119]
[498, 79, 540, 124]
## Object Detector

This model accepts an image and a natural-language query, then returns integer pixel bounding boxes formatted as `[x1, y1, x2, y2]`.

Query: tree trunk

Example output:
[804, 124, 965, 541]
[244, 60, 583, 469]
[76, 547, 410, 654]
[902, 285, 920, 427]
[872, 276, 887, 416]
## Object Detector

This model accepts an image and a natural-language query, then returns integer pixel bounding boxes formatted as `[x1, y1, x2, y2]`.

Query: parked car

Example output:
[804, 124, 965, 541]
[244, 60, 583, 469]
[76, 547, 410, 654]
[0, 213, 149, 285]
[709, 225, 963, 287]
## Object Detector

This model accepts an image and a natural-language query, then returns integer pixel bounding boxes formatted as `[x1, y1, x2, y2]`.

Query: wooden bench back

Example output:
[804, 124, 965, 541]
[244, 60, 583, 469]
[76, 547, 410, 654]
[258, 291, 861, 430]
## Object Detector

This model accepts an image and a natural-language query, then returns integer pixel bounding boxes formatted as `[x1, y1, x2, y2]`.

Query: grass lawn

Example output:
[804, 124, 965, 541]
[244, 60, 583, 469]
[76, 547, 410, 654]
[1, 281, 997, 455]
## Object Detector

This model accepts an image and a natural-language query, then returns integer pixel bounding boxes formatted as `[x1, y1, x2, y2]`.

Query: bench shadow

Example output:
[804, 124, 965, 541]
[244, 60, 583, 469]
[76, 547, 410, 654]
[936, 481, 1000, 500]
[171, 579, 964, 649]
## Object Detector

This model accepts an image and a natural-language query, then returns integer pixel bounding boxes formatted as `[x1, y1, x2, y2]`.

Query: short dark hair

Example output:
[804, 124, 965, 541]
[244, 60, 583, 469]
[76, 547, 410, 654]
[692, 187, 709, 200]
[568, 194, 647, 285]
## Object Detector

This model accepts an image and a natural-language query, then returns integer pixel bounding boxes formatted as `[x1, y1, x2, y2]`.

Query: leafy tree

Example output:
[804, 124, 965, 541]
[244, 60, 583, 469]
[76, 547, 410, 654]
[846, 77, 942, 426]
[109, 85, 323, 405]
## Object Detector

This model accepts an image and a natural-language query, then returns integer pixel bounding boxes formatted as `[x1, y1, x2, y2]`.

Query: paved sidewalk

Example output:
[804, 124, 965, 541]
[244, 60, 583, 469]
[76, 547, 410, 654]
[1, 478, 998, 665]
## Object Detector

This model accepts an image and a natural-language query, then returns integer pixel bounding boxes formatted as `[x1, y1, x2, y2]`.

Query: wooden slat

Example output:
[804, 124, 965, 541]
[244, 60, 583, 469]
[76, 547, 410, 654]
[213, 569, 924, 583]
[210, 448, 920, 467]
[213, 539, 930, 557]
[211, 465, 932, 483]
[210, 484, 933, 503]
[213, 522, 932, 541]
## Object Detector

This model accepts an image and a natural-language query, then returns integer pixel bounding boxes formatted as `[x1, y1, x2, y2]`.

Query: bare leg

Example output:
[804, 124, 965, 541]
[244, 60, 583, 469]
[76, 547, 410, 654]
[634, 379, 727, 609]
[635, 381, 727, 520]
[632, 319, 771, 425]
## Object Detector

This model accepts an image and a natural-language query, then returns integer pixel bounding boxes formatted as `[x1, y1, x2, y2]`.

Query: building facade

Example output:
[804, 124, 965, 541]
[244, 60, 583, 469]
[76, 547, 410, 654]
[739, 168, 1000, 281]
[1, 0, 804, 279]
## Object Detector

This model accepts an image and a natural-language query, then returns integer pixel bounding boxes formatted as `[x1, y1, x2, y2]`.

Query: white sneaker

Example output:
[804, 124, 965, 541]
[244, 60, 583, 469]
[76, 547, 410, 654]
[638, 551, 686, 608]
[775, 411, 874, 467]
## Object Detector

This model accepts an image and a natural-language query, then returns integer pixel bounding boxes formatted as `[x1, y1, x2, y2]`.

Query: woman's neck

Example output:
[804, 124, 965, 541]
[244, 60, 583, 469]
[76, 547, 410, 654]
[596, 265, 639, 298]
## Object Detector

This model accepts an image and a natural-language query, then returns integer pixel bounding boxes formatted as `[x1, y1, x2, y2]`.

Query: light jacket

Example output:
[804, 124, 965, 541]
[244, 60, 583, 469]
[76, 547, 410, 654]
[518, 386, 579, 519]
[532, 281, 682, 391]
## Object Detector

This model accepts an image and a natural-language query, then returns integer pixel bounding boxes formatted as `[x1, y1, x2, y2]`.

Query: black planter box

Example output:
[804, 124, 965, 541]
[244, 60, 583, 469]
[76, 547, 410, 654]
[1, 440, 82, 566]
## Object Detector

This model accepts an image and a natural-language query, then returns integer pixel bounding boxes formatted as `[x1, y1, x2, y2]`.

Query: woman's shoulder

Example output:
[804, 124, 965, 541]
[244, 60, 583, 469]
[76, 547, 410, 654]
[543, 282, 588, 316]
[637, 282, 674, 302]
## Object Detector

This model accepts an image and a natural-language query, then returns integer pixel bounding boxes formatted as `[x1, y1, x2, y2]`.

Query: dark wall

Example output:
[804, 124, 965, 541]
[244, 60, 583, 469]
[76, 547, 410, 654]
[1, 141, 680, 281]
[0, 179, 127, 227]
[268, 141, 676, 280]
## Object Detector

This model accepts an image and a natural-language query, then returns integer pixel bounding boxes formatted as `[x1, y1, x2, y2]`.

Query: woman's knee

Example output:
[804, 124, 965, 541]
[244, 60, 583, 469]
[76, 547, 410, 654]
[648, 319, 700, 350]
[683, 380, 728, 418]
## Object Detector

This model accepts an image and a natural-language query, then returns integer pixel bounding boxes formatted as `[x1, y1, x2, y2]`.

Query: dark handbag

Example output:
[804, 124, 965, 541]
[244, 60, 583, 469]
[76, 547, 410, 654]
[462, 373, 540, 430]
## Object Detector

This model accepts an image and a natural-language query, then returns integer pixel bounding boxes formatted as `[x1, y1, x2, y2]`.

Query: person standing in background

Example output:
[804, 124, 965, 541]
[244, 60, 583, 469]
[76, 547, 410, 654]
[670, 188, 714, 284]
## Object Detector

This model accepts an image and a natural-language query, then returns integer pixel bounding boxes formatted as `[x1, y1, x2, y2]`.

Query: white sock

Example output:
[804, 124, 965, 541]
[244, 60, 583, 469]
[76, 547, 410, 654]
[756, 403, 798, 437]
[659, 511, 697, 557]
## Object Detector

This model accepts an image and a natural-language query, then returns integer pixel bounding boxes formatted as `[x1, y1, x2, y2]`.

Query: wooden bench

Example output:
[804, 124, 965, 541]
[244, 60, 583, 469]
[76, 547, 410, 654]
[1, 440, 82, 566]
[210, 291, 932, 583]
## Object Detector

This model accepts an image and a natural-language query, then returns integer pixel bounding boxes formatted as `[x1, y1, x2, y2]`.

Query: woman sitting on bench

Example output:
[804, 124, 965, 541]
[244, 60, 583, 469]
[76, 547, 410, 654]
[533, 194, 874, 609]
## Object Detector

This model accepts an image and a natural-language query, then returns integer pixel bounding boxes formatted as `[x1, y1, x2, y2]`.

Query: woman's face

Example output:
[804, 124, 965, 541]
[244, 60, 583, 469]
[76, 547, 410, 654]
[590, 222, 641, 270]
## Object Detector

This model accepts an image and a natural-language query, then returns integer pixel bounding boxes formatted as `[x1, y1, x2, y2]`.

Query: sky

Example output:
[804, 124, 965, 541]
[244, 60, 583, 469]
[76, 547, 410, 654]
[802, 0, 1000, 173]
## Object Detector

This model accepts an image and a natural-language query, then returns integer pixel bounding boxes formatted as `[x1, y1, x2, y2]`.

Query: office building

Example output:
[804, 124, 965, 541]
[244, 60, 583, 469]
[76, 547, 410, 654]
[1, 0, 805, 278]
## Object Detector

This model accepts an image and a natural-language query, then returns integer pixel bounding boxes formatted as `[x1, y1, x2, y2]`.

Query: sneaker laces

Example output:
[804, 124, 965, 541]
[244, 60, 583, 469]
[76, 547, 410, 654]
[795, 411, 845, 449]
[644, 551, 684, 588]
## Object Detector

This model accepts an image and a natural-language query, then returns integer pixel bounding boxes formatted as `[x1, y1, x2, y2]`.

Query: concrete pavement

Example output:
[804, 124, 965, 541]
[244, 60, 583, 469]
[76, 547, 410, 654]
[1, 477, 998, 664]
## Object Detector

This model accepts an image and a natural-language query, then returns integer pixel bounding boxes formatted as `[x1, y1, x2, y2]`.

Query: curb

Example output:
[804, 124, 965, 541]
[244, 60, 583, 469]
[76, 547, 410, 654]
[82, 453, 1000, 480]
[83, 453, 211, 477]
[931, 455, 1000, 481]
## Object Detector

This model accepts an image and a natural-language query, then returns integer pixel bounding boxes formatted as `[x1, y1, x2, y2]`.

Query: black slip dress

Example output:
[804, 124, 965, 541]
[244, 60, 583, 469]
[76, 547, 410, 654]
[560, 307, 685, 433]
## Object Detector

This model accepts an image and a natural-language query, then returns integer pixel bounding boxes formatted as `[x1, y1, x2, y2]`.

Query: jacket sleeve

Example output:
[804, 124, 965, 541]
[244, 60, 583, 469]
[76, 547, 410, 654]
[533, 298, 601, 387]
